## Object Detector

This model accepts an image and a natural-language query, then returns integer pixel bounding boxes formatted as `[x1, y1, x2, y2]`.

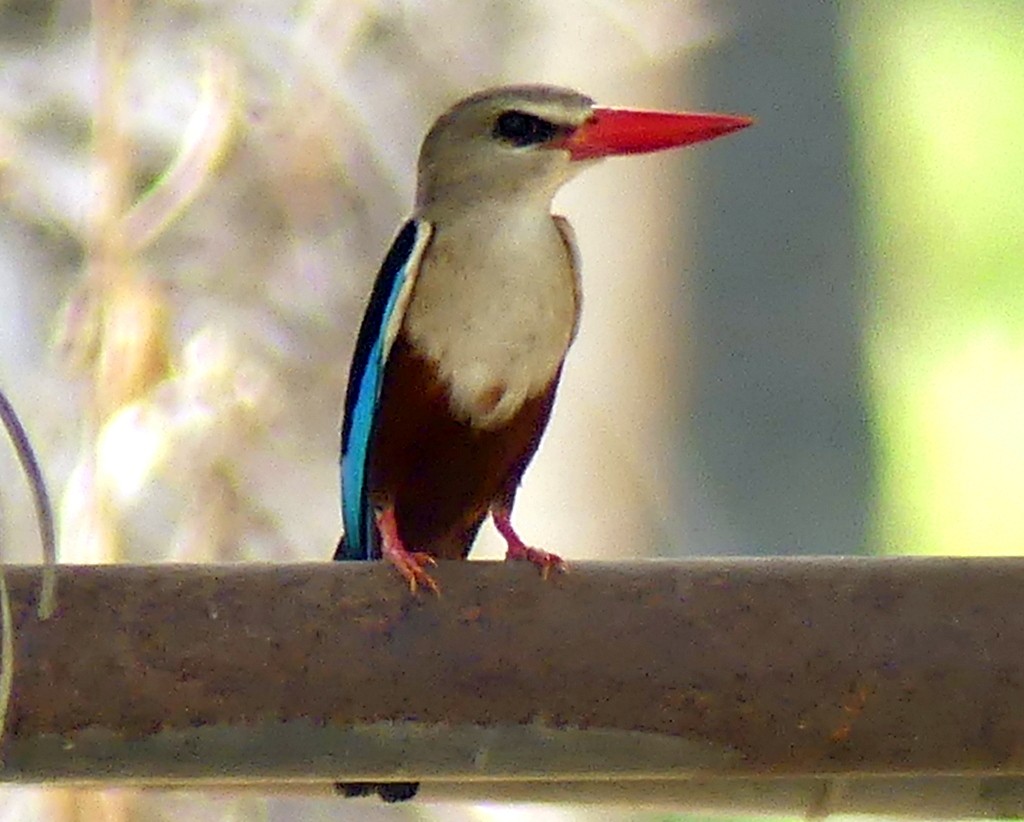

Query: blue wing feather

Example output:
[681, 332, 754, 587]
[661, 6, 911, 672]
[339, 220, 429, 559]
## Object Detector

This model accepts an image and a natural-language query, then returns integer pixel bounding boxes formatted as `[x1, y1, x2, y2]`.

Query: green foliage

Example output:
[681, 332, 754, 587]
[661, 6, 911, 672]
[845, 0, 1024, 554]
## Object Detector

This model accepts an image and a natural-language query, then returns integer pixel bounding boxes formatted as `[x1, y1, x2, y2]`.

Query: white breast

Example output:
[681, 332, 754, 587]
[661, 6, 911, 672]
[403, 209, 581, 430]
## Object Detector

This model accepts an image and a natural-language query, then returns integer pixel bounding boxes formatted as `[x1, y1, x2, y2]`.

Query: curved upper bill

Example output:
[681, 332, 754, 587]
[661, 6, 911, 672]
[558, 107, 753, 161]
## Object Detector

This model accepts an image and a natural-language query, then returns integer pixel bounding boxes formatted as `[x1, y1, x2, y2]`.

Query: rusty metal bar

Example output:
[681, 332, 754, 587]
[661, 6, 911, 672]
[1, 559, 1023, 815]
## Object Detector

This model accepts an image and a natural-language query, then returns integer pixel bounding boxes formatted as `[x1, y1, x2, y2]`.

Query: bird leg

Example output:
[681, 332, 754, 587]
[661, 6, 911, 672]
[491, 505, 566, 578]
[375, 506, 439, 594]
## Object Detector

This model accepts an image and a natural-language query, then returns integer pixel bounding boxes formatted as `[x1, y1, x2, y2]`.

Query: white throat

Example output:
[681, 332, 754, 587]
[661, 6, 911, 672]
[403, 205, 580, 429]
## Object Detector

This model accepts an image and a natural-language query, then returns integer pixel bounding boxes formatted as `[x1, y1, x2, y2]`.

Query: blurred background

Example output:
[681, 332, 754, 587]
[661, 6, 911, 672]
[1, 0, 1022, 819]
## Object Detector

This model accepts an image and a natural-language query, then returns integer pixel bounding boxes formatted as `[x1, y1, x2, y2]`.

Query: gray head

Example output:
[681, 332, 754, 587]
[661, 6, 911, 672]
[414, 85, 753, 221]
[415, 85, 596, 219]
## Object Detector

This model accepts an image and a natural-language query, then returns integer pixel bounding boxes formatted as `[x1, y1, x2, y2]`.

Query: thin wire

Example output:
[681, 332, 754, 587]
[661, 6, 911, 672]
[0, 572, 12, 760]
[0, 389, 57, 619]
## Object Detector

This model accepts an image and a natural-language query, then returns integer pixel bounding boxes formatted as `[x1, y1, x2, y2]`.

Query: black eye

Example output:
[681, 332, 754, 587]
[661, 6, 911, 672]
[493, 111, 558, 147]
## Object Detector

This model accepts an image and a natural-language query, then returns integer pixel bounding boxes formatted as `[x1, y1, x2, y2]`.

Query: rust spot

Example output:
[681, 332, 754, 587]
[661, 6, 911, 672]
[829, 681, 874, 743]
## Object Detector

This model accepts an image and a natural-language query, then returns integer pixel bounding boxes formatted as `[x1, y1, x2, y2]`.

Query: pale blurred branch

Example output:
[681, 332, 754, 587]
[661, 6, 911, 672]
[122, 52, 238, 254]
[89, 0, 133, 281]
[56, 3, 244, 566]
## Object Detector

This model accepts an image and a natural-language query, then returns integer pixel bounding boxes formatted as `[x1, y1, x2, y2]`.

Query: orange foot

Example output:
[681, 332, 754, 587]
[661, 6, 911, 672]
[375, 507, 439, 594]
[492, 505, 567, 580]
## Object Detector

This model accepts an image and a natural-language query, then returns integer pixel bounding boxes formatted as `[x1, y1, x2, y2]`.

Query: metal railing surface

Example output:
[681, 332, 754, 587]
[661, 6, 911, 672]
[1, 558, 1022, 817]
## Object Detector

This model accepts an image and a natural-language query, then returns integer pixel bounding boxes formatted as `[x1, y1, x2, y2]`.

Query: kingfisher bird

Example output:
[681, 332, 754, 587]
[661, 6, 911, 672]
[335, 85, 751, 593]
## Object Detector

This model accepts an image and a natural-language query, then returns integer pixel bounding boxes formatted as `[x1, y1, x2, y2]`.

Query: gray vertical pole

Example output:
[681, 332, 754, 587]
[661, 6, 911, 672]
[680, 2, 870, 556]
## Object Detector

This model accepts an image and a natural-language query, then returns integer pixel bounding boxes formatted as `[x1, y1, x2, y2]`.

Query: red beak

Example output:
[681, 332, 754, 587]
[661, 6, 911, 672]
[558, 107, 753, 161]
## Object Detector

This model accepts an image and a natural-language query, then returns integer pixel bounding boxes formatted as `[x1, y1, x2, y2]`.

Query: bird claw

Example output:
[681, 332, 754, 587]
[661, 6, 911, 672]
[376, 507, 440, 594]
[492, 506, 566, 580]
[505, 542, 567, 580]
[388, 549, 440, 594]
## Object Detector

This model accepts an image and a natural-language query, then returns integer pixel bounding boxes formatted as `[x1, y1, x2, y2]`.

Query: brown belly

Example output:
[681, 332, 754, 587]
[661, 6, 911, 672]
[368, 333, 560, 559]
